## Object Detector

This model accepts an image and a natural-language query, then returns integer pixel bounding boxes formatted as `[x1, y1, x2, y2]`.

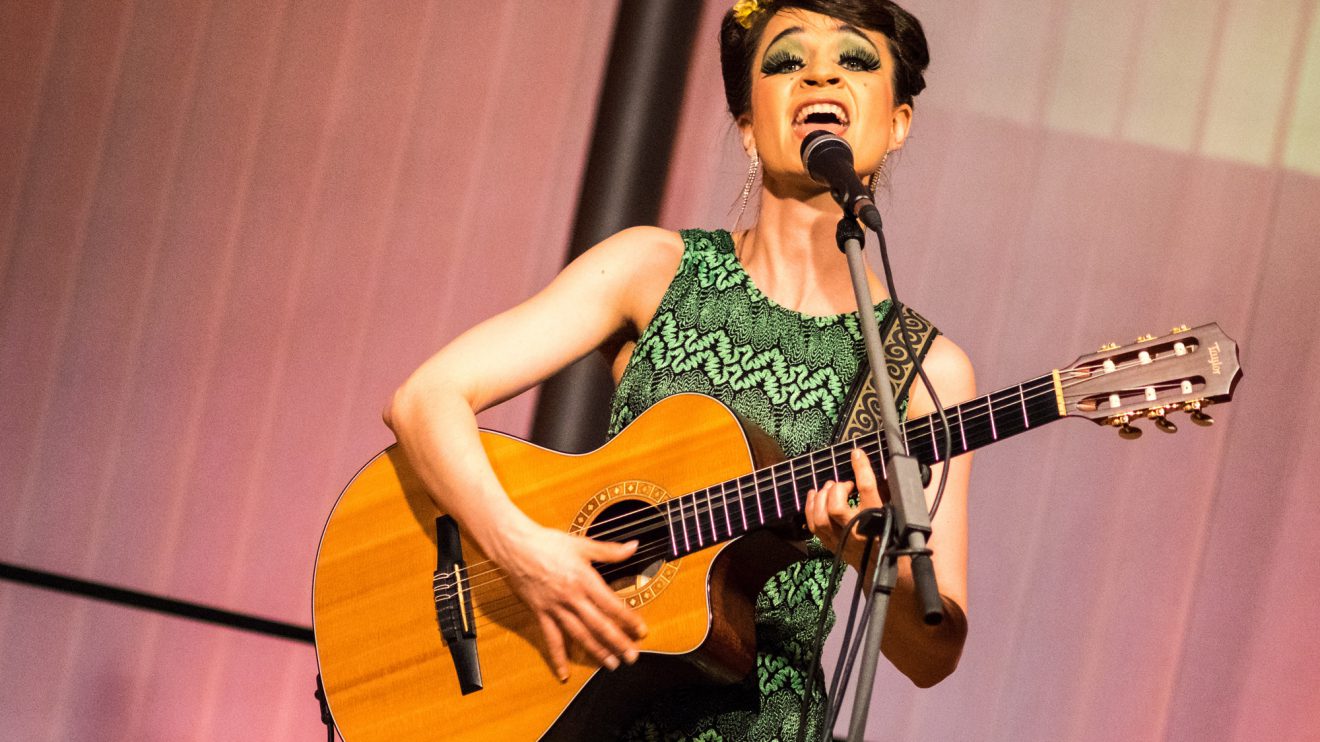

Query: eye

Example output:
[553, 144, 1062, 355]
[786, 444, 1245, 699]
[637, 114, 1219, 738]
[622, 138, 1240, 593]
[761, 49, 804, 75]
[838, 50, 881, 72]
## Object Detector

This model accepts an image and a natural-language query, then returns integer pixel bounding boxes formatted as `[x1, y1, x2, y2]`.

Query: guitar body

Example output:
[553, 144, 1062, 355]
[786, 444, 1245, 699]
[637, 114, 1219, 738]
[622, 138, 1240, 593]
[312, 394, 800, 741]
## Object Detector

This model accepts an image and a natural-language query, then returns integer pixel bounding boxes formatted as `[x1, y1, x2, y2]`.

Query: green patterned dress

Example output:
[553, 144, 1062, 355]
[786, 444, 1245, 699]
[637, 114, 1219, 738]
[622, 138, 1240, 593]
[609, 229, 918, 742]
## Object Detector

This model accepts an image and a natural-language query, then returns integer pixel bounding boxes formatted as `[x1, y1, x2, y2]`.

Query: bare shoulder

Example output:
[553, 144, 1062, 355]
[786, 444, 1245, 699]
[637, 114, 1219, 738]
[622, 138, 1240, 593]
[565, 226, 684, 331]
[908, 335, 977, 417]
[570, 226, 683, 284]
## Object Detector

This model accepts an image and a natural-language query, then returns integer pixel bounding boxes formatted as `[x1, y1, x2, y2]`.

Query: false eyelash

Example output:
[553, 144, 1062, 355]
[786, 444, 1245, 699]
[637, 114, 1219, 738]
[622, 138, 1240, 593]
[761, 49, 804, 75]
[838, 50, 881, 72]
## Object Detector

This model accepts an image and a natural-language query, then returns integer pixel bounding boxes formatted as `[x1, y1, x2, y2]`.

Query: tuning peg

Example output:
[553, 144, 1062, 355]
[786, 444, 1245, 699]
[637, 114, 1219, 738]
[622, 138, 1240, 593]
[1145, 407, 1178, 433]
[1190, 410, 1214, 427]
[1111, 415, 1143, 440]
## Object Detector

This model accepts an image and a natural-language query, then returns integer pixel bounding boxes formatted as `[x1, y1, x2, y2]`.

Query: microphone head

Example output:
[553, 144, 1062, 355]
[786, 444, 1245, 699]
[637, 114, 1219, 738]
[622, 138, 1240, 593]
[799, 130, 854, 185]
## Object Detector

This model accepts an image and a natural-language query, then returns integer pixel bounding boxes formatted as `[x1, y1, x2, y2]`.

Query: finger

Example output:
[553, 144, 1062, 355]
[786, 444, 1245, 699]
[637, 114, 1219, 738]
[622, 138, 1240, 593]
[827, 481, 856, 525]
[585, 572, 648, 642]
[852, 447, 883, 506]
[555, 605, 619, 671]
[808, 483, 838, 542]
[586, 538, 638, 563]
[538, 613, 569, 682]
[807, 484, 833, 535]
[577, 590, 640, 664]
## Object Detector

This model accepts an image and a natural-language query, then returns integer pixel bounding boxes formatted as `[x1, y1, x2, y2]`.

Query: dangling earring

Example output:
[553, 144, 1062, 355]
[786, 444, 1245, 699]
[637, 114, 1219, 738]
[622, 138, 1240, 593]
[736, 150, 759, 229]
[868, 151, 889, 199]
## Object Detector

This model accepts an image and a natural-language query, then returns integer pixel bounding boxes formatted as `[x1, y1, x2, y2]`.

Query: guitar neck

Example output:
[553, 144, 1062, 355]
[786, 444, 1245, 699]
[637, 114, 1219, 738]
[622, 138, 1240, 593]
[663, 372, 1063, 559]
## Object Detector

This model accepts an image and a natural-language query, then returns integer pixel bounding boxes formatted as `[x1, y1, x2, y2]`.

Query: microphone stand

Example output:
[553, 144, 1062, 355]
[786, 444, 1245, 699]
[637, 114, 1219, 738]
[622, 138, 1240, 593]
[831, 211, 944, 742]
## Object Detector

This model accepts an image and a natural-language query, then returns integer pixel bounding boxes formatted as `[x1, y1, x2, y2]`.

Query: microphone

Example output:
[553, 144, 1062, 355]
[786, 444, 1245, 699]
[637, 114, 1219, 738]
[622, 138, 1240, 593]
[800, 130, 884, 232]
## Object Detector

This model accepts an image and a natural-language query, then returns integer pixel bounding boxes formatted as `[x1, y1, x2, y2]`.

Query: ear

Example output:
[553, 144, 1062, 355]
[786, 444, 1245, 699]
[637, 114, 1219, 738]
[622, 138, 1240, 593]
[889, 103, 913, 151]
[736, 114, 756, 156]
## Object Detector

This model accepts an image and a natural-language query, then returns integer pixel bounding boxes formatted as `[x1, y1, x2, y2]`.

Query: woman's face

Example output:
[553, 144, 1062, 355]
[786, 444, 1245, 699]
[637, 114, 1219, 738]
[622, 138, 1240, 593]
[742, 9, 912, 185]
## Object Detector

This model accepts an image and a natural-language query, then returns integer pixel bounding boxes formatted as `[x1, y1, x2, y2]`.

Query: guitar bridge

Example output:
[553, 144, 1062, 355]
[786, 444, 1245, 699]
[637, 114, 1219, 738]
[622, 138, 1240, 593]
[433, 515, 482, 695]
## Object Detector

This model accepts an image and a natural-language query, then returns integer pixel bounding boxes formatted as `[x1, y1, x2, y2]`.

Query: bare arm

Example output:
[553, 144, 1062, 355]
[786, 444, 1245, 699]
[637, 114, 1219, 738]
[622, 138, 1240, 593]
[804, 334, 975, 687]
[385, 226, 683, 680]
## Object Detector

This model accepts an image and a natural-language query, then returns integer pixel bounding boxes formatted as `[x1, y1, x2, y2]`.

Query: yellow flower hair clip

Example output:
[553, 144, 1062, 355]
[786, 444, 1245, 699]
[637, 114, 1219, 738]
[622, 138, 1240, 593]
[732, 0, 766, 29]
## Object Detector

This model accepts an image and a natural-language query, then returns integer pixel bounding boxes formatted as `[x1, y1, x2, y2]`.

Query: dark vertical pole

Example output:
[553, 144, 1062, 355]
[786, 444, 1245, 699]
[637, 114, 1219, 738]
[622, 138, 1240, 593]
[530, 1, 704, 453]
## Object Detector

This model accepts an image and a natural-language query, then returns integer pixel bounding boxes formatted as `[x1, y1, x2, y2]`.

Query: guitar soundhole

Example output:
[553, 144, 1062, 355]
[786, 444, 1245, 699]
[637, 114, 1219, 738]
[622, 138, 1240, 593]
[585, 499, 673, 596]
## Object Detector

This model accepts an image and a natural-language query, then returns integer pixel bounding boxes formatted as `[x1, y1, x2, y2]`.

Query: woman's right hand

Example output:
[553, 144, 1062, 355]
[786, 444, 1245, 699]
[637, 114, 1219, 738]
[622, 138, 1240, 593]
[488, 518, 649, 681]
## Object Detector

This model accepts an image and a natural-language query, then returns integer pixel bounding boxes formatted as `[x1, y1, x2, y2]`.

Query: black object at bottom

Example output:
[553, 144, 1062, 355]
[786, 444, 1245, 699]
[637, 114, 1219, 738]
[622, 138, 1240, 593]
[314, 674, 336, 742]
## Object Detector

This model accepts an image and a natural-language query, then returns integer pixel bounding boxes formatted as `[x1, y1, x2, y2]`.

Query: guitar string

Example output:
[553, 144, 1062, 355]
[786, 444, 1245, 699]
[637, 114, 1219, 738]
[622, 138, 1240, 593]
[444, 373, 1065, 592]
[438, 368, 1185, 620]
[439, 365, 1130, 595]
[440, 378, 1183, 625]
[439, 373, 1063, 598]
[450, 373, 1189, 631]
[438, 365, 1181, 602]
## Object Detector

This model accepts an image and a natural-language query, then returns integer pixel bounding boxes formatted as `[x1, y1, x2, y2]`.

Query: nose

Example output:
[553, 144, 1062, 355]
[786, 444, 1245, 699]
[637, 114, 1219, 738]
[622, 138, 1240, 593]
[801, 55, 841, 88]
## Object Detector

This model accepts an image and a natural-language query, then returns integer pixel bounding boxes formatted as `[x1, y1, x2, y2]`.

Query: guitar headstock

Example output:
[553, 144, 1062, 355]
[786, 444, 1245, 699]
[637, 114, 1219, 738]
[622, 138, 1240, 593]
[1058, 323, 1242, 438]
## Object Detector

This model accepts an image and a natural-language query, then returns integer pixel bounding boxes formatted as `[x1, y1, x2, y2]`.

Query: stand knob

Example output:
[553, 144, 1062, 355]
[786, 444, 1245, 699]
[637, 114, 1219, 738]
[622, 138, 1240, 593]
[1190, 410, 1214, 426]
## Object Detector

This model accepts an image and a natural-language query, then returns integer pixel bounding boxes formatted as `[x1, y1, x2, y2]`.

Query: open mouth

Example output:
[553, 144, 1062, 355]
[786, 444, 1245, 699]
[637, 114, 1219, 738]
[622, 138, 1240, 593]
[792, 102, 850, 138]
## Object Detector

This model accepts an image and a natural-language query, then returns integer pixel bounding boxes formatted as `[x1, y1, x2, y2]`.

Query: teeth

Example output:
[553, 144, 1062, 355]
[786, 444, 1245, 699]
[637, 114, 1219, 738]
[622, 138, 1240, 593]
[794, 103, 849, 125]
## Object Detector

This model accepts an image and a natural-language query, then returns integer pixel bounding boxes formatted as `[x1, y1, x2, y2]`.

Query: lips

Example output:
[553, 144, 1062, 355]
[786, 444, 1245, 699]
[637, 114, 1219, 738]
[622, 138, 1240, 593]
[792, 100, 850, 138]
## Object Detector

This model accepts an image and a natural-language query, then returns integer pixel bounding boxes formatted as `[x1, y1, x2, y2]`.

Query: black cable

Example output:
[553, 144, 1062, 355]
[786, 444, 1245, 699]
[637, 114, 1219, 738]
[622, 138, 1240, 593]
[798, 508, 877, 742]
[823, 513, 892, 741]
[0, 561, 314, 643]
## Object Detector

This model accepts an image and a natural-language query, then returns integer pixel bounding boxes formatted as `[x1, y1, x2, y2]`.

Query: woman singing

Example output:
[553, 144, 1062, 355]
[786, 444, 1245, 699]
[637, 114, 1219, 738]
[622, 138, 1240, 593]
[385, 1, 975, 738]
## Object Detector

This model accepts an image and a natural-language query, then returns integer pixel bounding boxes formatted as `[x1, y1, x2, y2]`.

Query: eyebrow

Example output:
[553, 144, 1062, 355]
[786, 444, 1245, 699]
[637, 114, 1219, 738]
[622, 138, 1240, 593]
[763, 24, 879, 53]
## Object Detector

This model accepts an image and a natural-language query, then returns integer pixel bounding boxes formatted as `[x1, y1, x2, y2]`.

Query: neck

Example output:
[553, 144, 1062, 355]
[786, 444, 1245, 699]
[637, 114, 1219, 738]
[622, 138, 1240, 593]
[739, 175, 889, 314]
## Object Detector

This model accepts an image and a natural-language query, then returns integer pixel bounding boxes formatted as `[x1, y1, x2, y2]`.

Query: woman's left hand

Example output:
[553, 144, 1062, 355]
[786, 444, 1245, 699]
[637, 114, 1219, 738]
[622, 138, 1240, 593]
[804, 447, 887, 569]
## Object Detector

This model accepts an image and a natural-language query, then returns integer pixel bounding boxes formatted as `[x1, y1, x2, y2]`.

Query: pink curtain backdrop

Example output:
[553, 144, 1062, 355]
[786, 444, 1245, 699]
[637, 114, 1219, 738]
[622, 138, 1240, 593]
[2, 1, 1318, 741]
[0, 1, 616, 739]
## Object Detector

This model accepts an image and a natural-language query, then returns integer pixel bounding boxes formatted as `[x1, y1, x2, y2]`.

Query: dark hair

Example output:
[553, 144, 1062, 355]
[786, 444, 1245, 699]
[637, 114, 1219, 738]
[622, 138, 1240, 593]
[719, 0, 929, 120]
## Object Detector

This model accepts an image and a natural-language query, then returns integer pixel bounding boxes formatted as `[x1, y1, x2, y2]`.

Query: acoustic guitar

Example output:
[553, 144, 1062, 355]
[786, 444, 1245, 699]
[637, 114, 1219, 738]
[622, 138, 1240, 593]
[312, 323, 1240, 740]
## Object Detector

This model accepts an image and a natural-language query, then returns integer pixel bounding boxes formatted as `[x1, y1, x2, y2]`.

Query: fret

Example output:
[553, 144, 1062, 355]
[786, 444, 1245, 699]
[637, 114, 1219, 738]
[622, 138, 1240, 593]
[1018, 384, 1030, 429]
[735, 478, 749, 533]
[757, 466, 769, 524]
[957, 404, 967, 452]
[665, 500, 678, 557]
[770, 459, 781, 517]
[829, 446, 841, 483]
[677, 496, 692, 553]
[706, 485, 721, 541]
[720, 483, 732, 537]
[988, 393, 999, 440]
[875, 431, 887, 478]
[928, 413, 940, 462]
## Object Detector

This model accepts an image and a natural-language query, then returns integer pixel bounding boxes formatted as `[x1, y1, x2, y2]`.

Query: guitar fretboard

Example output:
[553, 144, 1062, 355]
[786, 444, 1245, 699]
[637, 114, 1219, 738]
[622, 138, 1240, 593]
[662, 372, 1062, 559]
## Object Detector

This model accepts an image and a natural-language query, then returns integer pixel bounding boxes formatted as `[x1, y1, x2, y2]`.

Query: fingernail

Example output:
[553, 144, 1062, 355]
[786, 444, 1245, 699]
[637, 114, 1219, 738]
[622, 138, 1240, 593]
[624, 649, 639, 664]
[603, 655, 620, 671]
[558, 669, 569, 683]
[638, 623, 649, 638]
